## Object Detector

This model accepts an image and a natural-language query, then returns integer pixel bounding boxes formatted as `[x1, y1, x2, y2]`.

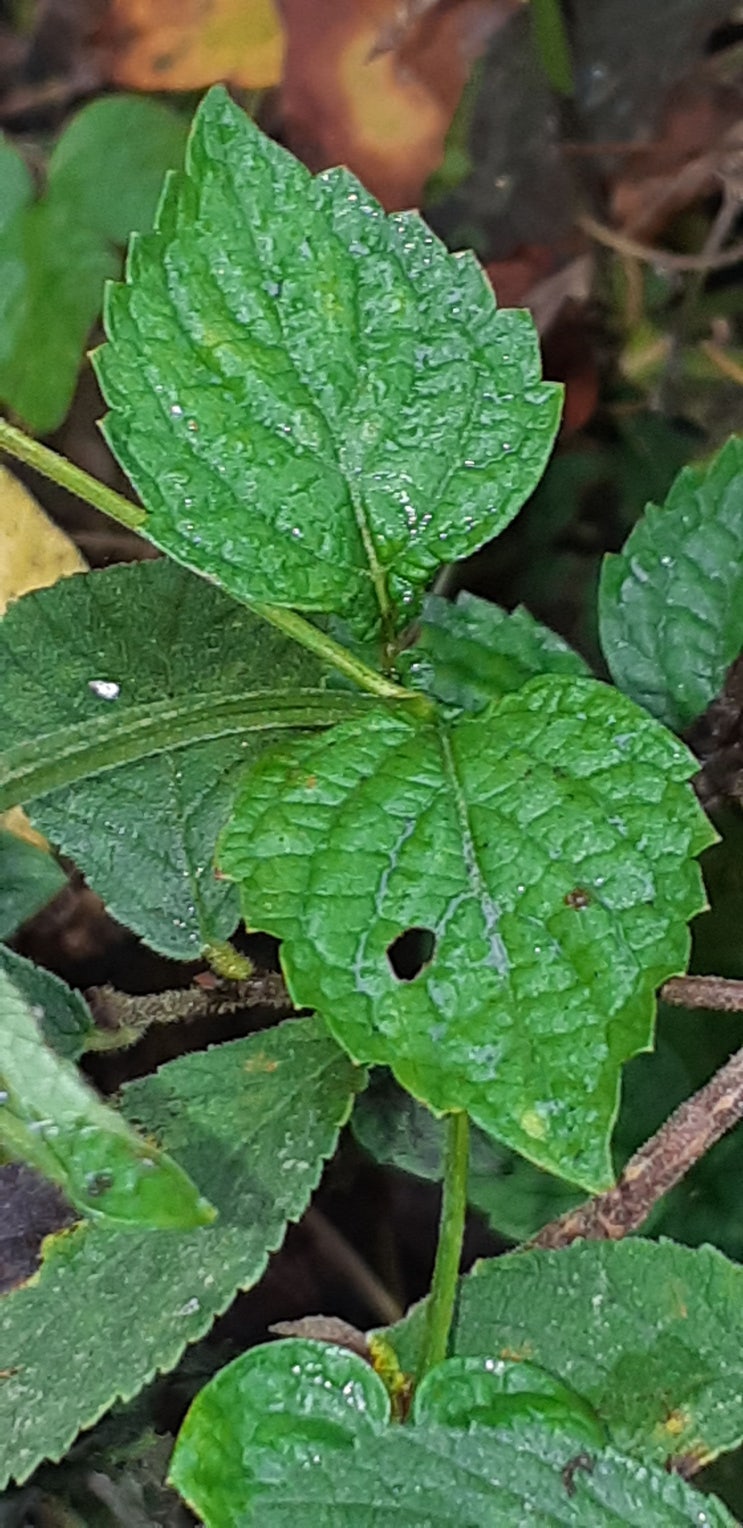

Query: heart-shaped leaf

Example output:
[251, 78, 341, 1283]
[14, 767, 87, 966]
[220, 675, 713, 1189]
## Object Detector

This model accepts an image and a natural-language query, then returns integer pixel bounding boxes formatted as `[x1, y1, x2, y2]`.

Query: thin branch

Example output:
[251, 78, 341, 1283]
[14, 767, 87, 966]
[85, 971, 291, 1050]
[527, 1042, 743, 1251]
[303, 1207, 404, 1325]
[661, 974, 743, 1013]
[577, 210, 743, 273]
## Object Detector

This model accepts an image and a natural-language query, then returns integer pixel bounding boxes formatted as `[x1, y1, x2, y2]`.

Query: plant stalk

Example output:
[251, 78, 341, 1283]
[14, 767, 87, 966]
[0, 417, 147, 531]
[0, 419, 435, 717]
[418, 1110, 469, 1380]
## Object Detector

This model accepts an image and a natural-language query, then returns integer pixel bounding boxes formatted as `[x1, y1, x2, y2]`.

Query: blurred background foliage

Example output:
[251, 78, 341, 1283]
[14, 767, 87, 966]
[2, 0, 743, 1519]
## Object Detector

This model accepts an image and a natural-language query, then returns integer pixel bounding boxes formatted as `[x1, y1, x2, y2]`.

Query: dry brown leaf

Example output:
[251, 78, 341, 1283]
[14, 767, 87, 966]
[281, 0, 509, 211]
[104, 0, 284, 91]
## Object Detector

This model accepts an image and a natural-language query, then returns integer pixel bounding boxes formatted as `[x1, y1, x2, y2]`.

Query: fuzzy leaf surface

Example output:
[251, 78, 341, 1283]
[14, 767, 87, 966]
[599, 438, 743, 730]
[0, 558, 370, 957]
[401, 592, 591, 711]
[220, 675, 713, 1190]
[0, 1015, 361, 1487]
[169, 1338, 732, 1526]
[0, 947, 95, 1061]
[0, 828, 66, 938]
[96, 86, 561, 640]
[389, 1239, 743, 1469]
[0, 964, 213, 1229]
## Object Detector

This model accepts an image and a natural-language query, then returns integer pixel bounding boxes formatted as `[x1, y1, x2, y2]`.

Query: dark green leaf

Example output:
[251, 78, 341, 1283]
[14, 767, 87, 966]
[599, 438, 743, 730]
[0, 947, 95, 1061]
[0, 828, 66, 938]
[401, 592, 590, 711]
[96, 86, 562, 641]
[389, 1238, 743, 1468]
[0, 559, 371, 957]
[220, 676, 713, 1190]
[0, 964, 214, 1229]
[169, 1338, 732, 1525]
[0, 1015, 361, 1487]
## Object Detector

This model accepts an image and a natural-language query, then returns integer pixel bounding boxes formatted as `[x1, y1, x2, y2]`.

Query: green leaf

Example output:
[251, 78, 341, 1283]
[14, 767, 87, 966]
[0, 963, 213, 1229]
[169, 1338, 733, 1526]
[0, 1014, 361, 1487]
[219, 675, 713, 1190]
[413, 1355, 606, 1447]
[0, 199, 116, 435]
[47, 95, 189, 249]
[0, 135, 32, 235]
[388, 1238, 743, 1468]
[0, 826, 66, 938]
[0, 946, 95, 1061]
[352, 1072, 581, 1242]
[599, 438, 743, 730]
[0, 559, 371, 957]
[0, 99, 187, 435]
[95, 85, 562, 641]
[401, 592, 591, 710]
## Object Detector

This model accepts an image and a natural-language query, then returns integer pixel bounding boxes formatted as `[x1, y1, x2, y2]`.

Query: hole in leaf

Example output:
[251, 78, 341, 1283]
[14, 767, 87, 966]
[386, 927, 436, 982]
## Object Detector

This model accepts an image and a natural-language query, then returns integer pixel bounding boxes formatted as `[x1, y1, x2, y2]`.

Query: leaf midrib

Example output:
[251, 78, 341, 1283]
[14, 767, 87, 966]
[0, 688, 377, 810]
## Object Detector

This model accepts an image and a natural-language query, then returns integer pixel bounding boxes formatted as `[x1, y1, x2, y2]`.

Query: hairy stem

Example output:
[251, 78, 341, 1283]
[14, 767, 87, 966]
[418, 1111, 469, 1380]
[0, 420, 435, 716]
[528, 1041, 743, 1251]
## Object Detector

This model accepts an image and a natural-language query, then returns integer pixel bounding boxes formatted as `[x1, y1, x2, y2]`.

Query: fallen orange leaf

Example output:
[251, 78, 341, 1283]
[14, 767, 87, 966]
[104, 0, 284, 91]
[281, 0, 510, 210]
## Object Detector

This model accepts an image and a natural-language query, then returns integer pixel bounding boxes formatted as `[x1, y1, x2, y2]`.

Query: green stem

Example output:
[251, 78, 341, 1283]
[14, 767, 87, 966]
[418, 1111, 470, 1380]
[0, 419, 435, 718]
[249, 601, 431, 714]
[0, 417, 147, 531]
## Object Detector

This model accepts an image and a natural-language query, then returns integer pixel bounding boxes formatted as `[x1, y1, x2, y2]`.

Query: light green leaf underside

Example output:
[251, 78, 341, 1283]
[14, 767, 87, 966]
[0, 559, 371, 958]
[0, 964, 212, 1230]
[220, 675, 713, 1190]
[0, 946, 96, 1061]
[0, 828, 66, 939]
[0, 1014, 361, 1489]
[96, 85, 562, 640]
[599, 437, 743, 731]
[389, 1239, 743, 1469]
[401, 591, 591, 711]
[169, 1338, 732, 1526]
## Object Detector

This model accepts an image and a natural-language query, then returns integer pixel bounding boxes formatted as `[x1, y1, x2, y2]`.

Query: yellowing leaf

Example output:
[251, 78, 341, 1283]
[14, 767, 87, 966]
[0, 466, 85, 616]
[106, 0, 284, 91]
[0, 805, 47, 851]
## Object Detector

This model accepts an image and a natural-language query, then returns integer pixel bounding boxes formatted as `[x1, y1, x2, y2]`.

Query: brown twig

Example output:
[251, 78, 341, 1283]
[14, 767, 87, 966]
[85, 971, 291, 1050]
[577, 210, 743, 273]
[661, 974, 743, 1013]
[527, 1042, 743, 1251]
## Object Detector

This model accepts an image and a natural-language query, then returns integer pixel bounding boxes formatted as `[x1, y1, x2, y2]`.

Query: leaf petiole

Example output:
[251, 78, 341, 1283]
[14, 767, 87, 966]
[417, 1109, 470, 1381]
[0, 416, 147, 531]
[0, 419, 434, 718]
